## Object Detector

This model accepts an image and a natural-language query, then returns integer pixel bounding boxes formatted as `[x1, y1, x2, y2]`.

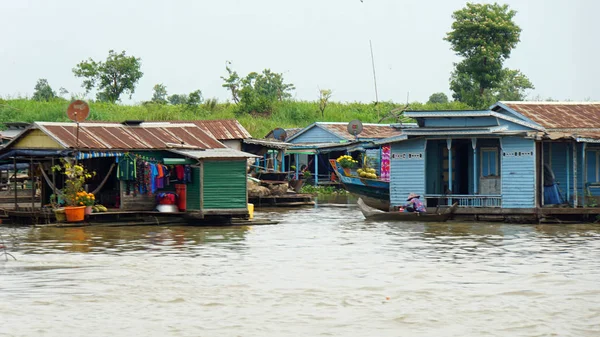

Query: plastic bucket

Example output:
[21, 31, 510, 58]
[64, 206, 86, 222]
[247, 203, 254, 219]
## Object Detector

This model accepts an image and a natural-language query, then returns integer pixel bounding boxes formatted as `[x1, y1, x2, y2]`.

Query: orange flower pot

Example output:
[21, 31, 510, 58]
[64, 206, 86, 222]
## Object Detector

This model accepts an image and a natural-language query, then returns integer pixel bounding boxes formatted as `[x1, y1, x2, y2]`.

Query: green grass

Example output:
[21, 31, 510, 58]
[0, 98, 471, 138]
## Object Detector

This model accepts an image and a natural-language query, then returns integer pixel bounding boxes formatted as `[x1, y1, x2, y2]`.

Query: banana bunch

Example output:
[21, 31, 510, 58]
[91, 205, 108, 213]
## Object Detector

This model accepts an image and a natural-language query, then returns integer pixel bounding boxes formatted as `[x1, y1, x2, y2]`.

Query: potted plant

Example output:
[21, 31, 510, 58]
[52, 159, 95, 222]
[336, 155, 358, 176]
[76, 191, 96, 215]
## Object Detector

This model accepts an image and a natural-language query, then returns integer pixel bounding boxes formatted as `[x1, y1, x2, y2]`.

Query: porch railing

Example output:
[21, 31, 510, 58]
[425, 194, 502, 208]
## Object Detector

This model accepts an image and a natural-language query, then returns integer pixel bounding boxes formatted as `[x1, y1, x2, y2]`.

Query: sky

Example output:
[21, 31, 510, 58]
[1, 0, 598, 105]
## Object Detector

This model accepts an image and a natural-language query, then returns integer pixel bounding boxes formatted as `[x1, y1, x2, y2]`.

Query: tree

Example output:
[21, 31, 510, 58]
[450, 68, 534, 108]
[151, 84, 168, 104]
[32, 78, 56, 101]
[318, 89, 332, 117]
[445, 3, 522, 101]
[72, 50, 143, 103]
[186, 90, 203, 108]
[168, 94, 188, 105]
[222, 64, 295, 114]
[427, 92, 448, 104]
[221, 61, 240, 104]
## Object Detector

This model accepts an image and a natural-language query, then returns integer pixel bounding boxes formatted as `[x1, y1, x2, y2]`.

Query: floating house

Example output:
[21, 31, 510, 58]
[381, 101, 600, 220]
[0, 121, 256, 223]
[286, 122, 417, 185]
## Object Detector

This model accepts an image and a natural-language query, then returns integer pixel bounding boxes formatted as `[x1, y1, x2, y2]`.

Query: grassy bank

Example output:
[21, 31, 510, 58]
[0, 98, 470, 137]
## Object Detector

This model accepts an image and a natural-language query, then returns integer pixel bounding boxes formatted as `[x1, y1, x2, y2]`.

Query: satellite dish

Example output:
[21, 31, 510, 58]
[347, 119, 363, 137]
[66, 100, 90, 122]
[272, 128, 287, 141]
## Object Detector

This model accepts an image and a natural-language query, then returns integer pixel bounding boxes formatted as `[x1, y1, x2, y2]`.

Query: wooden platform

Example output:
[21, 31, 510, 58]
[249, 193, 315, 207]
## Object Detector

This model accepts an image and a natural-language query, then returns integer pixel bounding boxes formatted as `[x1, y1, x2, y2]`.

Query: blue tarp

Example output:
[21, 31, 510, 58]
[0, 149, 73, 160]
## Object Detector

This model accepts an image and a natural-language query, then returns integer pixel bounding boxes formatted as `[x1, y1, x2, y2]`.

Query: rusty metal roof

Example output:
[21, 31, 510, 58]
[34, 122, 226, 150]
[500, 101, 600, 129]
[174, 119, 251, 140]
[318, 122, 405, 140]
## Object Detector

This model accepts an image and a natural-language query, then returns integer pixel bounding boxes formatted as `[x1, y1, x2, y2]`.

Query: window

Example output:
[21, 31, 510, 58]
[481, 148, 499, 177]
[586, 150, 600, 183]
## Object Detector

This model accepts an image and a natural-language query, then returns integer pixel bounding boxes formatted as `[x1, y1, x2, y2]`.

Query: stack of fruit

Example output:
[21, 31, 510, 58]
[357, 168, 378, 179]
[91, 204, 108, 213]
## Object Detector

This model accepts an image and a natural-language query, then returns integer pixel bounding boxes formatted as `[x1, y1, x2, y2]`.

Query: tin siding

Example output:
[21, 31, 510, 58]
[186, 167, 201, 211]
[424, 117, 498, 128]
[290, 126, 342, 144]
[390, 138, 426, 207]
[501, 137, 535, 208]
[203, 160, 247, 209]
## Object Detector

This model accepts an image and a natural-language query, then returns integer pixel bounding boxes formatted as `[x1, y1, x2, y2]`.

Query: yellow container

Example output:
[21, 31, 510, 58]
[247, 203, 254, 219]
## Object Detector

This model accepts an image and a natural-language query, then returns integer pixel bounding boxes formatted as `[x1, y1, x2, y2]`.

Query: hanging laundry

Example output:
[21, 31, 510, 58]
[156, 164, 164, 189]
[117, 155, 136, 181]
[175, 165, 185, 181]
[184, 165, 192, 183]
[150, 163, 158, 194]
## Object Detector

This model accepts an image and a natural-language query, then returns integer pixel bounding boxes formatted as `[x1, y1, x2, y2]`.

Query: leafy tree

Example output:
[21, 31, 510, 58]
[32, 78, 56, 101]
[223, 65, 295, 114]
[167, 94, 186, 105]
[318, 89, 332, 117]
[72, 50, 143, 103]
[450, 68, 534, 108]
[186, 90, 203, 107]
[58, 87, 69, 98]
[427, 92, 448, 104]
[151, 84, 168, 104]
[221, 61, 240, 104]
[445, 3, 522, 103]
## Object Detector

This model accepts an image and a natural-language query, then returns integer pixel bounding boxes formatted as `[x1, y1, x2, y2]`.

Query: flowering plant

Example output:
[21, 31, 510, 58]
[336, 155, 358, 169]
[52, 159, 95, 207]
[75, 191, 95, 206]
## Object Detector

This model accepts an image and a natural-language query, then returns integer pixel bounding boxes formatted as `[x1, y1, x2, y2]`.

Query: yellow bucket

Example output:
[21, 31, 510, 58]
[247, 203, 254, 219]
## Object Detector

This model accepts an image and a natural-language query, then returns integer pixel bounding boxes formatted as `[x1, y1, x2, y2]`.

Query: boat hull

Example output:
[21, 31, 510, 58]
[357, 198, 456, 222]
[330, 159, 390, 211]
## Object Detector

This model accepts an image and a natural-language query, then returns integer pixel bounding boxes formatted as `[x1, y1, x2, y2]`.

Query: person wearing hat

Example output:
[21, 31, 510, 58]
[404, 193, 426, 213]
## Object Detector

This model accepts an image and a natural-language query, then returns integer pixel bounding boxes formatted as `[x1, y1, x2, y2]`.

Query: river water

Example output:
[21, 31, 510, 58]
[1, 204, 600, 337]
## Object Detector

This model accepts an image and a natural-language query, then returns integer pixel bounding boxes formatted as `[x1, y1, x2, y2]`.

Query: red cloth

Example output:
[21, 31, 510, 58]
[175, 165, 185, 180]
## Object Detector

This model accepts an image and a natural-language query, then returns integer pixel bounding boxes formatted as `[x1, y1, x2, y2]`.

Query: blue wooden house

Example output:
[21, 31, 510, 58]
[379, 101, 600, 219]
[286, 122, 416, 185]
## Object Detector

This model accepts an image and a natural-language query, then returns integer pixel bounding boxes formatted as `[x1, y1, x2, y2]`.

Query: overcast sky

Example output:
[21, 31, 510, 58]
[1, 0, 598, 104]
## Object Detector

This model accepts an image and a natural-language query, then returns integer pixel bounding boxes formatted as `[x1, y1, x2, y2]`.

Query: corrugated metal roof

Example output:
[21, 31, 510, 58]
[174, 119, 251, 140]
[33, 122, 226, 150]
[500, 101, 600, 129]
[243, 138, 291, 150]
[169, 148, 258, 159]
[264, 127, 302, 140]
[318, 122, 405, 140]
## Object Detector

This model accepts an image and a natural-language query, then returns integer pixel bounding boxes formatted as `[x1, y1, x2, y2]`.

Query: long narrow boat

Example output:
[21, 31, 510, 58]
[329, 159, 390, 211]
[357, 198, 457, 222]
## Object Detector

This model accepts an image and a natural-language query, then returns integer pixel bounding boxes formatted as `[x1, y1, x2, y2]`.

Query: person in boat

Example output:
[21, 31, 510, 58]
[404, 193, 426, 213]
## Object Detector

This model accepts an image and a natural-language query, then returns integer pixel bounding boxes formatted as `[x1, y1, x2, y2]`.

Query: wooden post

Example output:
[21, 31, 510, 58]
[541, 141, 545, 207]
[583, 143, 587, 207]
[13, 156, 17, 209]
[314, 154, 319, 187]
[447, 138, 452, 206]
[471, 138, 477, 194]
[30, 157, 35, 211]
[263, 153, 267, 170]
[281, 151, 285, 173]
[254, 158, 259, 173]
[573, 142, 579, 207]
[295, 153, 299, 179]
[566, 143, 570, 203]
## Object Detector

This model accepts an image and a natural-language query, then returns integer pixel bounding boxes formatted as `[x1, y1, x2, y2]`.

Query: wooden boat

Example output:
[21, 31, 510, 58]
[357, 198, 457, 222]
[329, 159, 389, 211]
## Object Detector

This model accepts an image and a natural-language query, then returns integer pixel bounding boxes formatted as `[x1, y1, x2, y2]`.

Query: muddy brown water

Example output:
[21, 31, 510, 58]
[1, 203, 600, 336]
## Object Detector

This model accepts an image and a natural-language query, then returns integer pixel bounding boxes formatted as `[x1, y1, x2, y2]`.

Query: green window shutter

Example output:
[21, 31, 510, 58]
[203, 160, 247, 209]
